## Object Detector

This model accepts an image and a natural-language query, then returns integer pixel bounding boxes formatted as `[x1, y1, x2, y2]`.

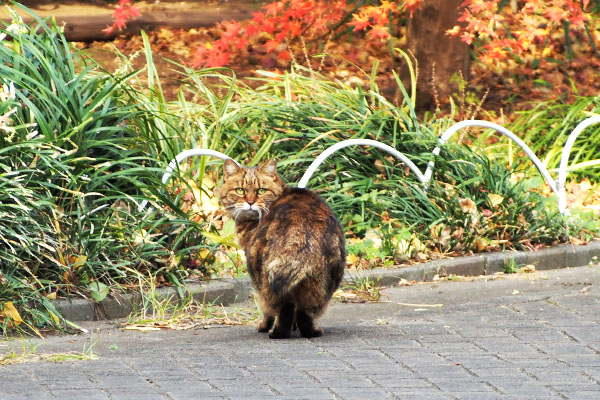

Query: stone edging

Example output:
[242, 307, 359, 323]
[54, 241, 600, 322]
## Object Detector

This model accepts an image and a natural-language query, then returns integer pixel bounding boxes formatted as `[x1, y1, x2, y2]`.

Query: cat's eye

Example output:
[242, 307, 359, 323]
[257, 188, 267, 195]
[235, 188, 245, 195]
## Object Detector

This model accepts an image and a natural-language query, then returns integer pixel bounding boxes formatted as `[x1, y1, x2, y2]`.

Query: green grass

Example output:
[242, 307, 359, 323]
[460, 96, 600, 182]
[512, 96, 600, 182]
[0, 3, 209, 335]
[0, 339, 98, 365]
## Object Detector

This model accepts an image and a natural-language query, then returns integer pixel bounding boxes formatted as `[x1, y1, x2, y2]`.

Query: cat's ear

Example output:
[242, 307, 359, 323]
[259, 160, 277, 177]
[223, 159, 240, 177]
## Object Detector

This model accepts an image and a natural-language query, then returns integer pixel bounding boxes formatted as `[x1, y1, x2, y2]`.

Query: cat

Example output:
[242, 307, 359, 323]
[217, 159, 346, 339]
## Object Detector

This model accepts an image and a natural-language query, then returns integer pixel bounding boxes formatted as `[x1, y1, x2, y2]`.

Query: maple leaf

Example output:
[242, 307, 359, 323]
[277, 50, 291, 62]
[204, 48, 231, 67]
[379, 0, 396, 14]
[349, 12, 371, 32]
[192, 45, 209, 67]
[265, 38, 281, 53]
[265, 1, 283, 17]
[102, 25, 115, 35]
[402, 0, 422, 17]
[260, 19, 276, 34]
[468, 0, 496, 14]
[546, 7, 567, 24]
[234, 36, 250, 50]
[284, 1, 309, 20]
[221, 21, 241, 42]
[252, 11, 266, 24]
[368, 25, 391, 41]
[460, 31, 475, 45]
[127, 4, 141, 19]
[104, 0, 141, 35]
[112, 17, 128, 32]
[567, 9, 588, 27]
[244, 23, 260, 38]
[275, 30, 288, 42]
[287, 20, 303, 38]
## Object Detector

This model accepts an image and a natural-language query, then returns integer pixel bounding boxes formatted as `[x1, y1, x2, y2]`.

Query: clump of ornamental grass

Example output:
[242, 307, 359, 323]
[0, 5, 212, 335]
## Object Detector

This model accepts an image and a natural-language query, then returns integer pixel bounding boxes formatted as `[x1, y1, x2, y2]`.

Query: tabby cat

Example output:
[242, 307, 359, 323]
[218, 159, 346, 339]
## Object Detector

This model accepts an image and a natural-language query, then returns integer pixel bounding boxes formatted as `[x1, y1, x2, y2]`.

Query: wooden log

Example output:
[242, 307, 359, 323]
[2, 3, 255, 42]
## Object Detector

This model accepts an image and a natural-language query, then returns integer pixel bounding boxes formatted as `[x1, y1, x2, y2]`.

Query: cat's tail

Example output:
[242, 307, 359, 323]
[266, 257, 312, 297]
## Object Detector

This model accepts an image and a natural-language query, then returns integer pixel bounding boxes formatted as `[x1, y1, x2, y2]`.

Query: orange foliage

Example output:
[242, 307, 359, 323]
[103, 0, 141, 35]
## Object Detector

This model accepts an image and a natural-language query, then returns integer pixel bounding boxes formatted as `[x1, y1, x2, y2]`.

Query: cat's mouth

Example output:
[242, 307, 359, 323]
[231, 203, 267, 221]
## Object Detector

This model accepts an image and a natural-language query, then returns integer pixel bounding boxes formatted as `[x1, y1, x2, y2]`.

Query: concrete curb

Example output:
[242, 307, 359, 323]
[54, 241, 600, 322]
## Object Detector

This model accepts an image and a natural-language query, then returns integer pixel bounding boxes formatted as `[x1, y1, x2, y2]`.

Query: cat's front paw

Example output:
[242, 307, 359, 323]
[268, 328, 292, 339]
[300, 326, 324, 338]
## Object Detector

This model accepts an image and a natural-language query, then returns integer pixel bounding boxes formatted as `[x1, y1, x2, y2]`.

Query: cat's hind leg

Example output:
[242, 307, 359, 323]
[269, 302, 295, 339]
[296, 309, 324, 338]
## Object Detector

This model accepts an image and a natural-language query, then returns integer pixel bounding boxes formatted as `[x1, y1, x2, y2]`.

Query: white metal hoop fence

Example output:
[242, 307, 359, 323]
[142, 117, 600, 215]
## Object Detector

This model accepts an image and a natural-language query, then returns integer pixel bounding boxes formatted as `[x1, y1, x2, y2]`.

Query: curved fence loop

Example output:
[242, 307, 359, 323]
[147, 119, 597, 216]
[138, 149, 238, 212]
[424, 120, 559, 197]
[296, 139, 426, 188]
[557, 115, 600, 214]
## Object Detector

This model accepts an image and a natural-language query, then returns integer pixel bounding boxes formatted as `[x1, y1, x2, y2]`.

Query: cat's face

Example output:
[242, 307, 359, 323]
[218, 159, 286, 221]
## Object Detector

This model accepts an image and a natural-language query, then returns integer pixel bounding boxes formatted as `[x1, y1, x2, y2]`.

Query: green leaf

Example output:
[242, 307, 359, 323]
[201, 231, 239, 249]
[88, 282, 109, 303]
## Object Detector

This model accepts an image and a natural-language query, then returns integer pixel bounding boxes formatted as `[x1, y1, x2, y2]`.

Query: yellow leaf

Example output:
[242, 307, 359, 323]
[1, 301, 23, 326]
[49, 311, 60, 325]
[346, 254, 359, 266]
[488, 193, 504, 207]
[67, 255, 87, 269]
[518, 264, 536, 273]
[45, 292, 57, 300]
[124, 325, 161, 331]
[475, 238, 488, 252]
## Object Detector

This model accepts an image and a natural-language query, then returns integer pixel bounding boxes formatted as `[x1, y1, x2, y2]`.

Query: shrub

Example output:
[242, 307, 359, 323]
[0, 6, 206, 334]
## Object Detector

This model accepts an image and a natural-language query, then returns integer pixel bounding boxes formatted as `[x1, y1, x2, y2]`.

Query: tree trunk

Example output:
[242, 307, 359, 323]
[404, 0, 470, 110]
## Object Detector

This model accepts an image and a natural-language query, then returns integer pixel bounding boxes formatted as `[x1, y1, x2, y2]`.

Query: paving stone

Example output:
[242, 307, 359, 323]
[6, 265, 599, 400]
[328, 387, 394, 399]
[49, 389, 112, 399]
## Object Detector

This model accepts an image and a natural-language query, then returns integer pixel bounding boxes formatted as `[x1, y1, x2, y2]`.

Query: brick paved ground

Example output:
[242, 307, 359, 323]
[2, 266, 600, 399]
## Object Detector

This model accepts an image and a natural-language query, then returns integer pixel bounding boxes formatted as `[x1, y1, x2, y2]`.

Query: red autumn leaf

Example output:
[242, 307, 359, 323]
[234, 36, 250, 50]
[287, 20, 303, 38]
[402, 0, 422, 17]
[349, 12, 371, 32]
[204, 49, 231, 67]
[546, 7, 567, 24]
[567, 9, 588, 27]
[277, 50, 291, 62]
[368, 24, 391, 40]
[265, 1, 283, 17]
[265, 38, 281, 53]
[221, 21, 241, 42]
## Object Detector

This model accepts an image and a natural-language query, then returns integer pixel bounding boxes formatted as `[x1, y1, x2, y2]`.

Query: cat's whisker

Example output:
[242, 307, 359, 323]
[257, 205, 270, 217]
[231, 208, 242, 221]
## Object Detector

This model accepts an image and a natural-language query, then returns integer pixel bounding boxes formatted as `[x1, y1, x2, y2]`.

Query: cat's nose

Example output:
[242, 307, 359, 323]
[246, 199, 255, 205]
